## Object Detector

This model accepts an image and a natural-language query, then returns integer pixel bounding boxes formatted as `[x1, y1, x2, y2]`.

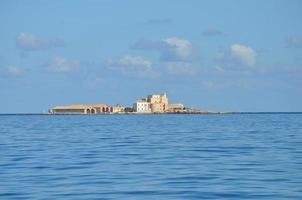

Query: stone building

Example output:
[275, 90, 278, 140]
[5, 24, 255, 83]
[148, 93, 168, 113]
[133, 100, 151, 113]
[110, 105, 125, 113]
[147, 93, 168, 105]
[133, 93, 169, 113]
[151, 103, 166, 113]
[49, 104, 110, 114]
[167, 103, 184, 112]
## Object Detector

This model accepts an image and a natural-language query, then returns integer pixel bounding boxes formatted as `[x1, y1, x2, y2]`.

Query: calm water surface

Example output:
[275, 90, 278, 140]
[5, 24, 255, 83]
[0, 114, 301, 199]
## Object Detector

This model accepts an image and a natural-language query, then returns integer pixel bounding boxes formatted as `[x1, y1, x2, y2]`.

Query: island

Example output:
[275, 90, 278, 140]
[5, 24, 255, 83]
[48, 93, 224, 114]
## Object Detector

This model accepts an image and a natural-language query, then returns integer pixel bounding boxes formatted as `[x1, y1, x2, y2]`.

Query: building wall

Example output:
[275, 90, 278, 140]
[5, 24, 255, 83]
[51, 109, 85, 114]
[100, 105, 110, 113]
[147, 95, 161, 104]
[133, 101, 151, 113]
[49, 104, 110, 114]
[151, 103, 166, 113]
[146, 93, 169, 113]
[147, 94, 169, 105]
[160, 94, 169, 105]
[133, 93, 169, 113]
[111, 106, 125, 113]
[168, 103, 184, 109]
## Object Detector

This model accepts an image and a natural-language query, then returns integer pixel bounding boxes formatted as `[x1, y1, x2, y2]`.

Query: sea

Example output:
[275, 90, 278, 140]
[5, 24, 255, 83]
[0, 113, 301, 199]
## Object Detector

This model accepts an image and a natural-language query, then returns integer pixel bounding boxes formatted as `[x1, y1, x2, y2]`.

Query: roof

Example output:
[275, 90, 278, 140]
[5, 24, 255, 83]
[148, 93, 167, 97]
[136, 99, 148, 103]
[53, 103, 108, 110]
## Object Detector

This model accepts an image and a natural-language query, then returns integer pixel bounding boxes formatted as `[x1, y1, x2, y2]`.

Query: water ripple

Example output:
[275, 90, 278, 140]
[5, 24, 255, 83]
[0, 114, 301, 199]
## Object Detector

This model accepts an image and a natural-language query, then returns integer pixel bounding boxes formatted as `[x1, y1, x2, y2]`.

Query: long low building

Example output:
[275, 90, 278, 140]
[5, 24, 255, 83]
[49, 104, 110, 114]
[168, 103, 184, 112]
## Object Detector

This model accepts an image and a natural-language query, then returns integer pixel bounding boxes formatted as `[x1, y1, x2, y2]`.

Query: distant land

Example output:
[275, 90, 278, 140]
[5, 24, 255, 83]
[1, 112, 302, 116]
[2, 93, 301, 115]
[48, 93, 225, 115]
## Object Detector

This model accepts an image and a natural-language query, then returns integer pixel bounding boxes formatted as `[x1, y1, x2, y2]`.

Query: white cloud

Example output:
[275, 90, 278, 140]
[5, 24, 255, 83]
[107, 55, 158, 78]
[16, 32, 64, 51]
[0, 66, 23, 77]
[161, 37, 193, 61]
[163, 61, 196, 76]
[132, 37, 194, 62]
[230, 44, 256, 67]
[132, 37, 201, 76]
[108, 55, 152, 68]
[47, 56, 82, 73]
[216, 44, 257, 71]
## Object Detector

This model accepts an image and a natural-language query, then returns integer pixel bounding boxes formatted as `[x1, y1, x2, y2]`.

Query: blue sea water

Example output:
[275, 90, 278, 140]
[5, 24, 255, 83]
[0, 114, 301, 199]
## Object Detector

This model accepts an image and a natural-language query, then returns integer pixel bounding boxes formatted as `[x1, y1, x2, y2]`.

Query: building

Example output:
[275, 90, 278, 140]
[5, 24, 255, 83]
[168, 103, 184, 112]
[151, 103, 166, 113]
[49, 104, 110, 114]
[49, 92, 189, 115]
[110, 105, 125, 113]
[133, 93, 169, 113]
[147, 93, 168, 113]
[147, 93, 168, 105]
[133, 100, 151, 113]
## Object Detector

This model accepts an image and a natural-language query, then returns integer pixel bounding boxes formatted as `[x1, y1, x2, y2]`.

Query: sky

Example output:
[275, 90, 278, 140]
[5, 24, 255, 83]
[0, 0, 301, 113]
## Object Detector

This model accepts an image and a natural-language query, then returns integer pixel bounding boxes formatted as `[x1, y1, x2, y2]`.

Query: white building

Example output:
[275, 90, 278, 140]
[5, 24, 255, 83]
[133, 100, 151, 113]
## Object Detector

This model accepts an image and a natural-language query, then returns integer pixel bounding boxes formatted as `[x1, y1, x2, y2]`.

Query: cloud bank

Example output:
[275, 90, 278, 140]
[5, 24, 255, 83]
[230, 44, 256, 67]
[106, 55, 158, 78]
[16, 32, 64, 51]
[0, 66, 23, 77]
[217, 44, 257, 71]
[47, 56, 82, 73]
[133, 37, 194, 62]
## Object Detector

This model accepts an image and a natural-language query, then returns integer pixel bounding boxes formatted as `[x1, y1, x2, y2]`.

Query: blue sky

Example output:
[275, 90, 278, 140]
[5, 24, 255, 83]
[0, 0, 301, 113]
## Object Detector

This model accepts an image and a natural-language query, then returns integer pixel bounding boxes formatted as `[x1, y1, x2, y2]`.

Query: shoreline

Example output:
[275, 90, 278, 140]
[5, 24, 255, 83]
[1, 112, 302, 116]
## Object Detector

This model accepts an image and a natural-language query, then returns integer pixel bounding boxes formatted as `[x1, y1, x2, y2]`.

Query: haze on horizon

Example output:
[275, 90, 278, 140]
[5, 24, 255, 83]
[0, 0, 301, 113]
